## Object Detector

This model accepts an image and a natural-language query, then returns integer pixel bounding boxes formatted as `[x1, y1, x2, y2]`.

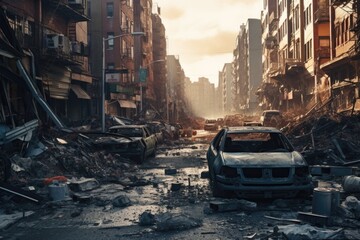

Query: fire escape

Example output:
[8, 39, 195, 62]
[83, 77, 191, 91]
[332, 0, 360, 58]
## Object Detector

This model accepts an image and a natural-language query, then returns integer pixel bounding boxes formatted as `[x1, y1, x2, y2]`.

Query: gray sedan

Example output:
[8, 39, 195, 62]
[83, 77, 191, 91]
[206, 126, 313, 198]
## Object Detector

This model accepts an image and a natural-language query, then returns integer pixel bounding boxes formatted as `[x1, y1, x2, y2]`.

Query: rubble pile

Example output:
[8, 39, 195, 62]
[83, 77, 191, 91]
[283, 112, 360, 165]
[3, 128, 137, 186]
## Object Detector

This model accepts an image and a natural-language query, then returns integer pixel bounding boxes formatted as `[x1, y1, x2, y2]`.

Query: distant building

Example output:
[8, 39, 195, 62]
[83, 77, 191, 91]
[233, 19, 262, 114]
[221, 63, 234, 114]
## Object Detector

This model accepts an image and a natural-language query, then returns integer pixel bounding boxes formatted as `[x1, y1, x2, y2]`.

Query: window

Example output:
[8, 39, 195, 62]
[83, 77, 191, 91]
[305, 39, 313, 61]
[107, 3, 114, 17]
[107, 63, 115, 69]
[107, 32, 114, 48]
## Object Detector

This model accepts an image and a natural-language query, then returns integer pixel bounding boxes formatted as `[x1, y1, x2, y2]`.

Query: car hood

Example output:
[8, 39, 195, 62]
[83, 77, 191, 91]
[222, 151, 306, 166]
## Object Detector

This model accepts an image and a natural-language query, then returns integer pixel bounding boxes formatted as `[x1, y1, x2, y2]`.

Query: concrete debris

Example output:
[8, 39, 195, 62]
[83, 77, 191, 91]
[164, 168, 177, 175]
[279, 224, 344, 239]
[155, 212, 202, 231]
[69, 178, 99, 192]
[170, 183, 182, 191]
[139, 211, 156, 226]
[0, 211, 34, 229]
[341, 196, 360, 219]
[209, 199, 257, 212]
[112, 195, 131, 208]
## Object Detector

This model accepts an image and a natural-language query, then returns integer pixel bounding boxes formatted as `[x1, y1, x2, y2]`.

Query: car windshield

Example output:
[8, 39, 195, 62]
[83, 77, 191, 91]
[223, 132, 291, 153]
[111, 127, 143, 137]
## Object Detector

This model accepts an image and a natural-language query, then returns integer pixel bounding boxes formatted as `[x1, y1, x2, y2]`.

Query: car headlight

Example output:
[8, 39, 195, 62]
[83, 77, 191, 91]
[295, 166, 309, 177]
[220, 166, 239, 178]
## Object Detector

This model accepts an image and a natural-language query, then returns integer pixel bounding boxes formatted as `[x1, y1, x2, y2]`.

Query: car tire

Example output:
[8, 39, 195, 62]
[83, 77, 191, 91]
[150, 145, 156, 157]
[136, 150, 146, 164]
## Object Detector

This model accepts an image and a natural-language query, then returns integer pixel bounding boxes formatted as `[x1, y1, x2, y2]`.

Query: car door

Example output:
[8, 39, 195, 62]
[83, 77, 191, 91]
[207, 129, 225, 173]
[143, 127, 155, 155]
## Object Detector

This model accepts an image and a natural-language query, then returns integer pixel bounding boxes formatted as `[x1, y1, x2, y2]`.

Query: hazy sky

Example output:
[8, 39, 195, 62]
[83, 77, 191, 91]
[154, 1, 264, 86]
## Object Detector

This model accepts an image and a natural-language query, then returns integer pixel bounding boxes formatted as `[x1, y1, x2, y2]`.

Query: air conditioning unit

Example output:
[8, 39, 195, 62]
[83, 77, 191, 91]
[46, 34, 64, 49]
[71, 41, 81, 54]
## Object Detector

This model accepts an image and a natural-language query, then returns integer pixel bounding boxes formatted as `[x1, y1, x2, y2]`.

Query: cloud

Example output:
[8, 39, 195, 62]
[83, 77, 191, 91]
[160, 6, 184, 20]
[175, 31, 237, 56]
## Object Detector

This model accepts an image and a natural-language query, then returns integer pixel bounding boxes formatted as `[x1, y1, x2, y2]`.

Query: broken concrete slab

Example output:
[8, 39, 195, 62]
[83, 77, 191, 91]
[112, 195, 131, 208]
[279, 223, 344, 239]
[209, 199, 257, 212]
[69, 178, 99, 192]
[155, 212, 202, 231]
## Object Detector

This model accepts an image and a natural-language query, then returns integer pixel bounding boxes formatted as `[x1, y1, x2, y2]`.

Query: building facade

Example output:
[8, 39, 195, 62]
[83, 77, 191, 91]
[1, 0, 92, 127]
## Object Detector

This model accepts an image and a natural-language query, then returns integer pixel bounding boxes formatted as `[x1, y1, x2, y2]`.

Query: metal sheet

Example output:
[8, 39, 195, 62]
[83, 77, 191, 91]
[118, 100, 136, 109]
[70, 84, 91, 99]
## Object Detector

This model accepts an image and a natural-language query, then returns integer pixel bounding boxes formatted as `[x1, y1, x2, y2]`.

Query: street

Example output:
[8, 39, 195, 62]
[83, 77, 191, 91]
[1, 131, 359, 240]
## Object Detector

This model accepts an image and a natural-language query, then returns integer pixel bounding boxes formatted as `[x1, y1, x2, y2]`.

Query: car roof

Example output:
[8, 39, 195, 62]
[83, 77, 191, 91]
[225, 126, 281, 133]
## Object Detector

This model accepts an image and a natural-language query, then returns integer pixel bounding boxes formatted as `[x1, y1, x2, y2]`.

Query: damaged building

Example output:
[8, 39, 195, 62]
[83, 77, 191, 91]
[258, 0, 360, 115]
[0, 0, 92, 129]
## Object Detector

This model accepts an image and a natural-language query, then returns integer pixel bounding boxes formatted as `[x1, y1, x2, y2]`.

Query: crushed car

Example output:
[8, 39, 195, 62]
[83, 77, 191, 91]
[79, 132, 148, 164]
[206, 126, 313, 198]
[107, 125, 157, 163]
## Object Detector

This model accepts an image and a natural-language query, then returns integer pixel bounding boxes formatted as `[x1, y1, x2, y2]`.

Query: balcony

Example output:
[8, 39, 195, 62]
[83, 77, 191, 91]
[285, 58, 304, 74]
[331, 0, 350, 6]
[43, 0, 89, 22]
[314, 8, 329, 23]
[269, 11, 279, 31]
[67, 0, 87, 14]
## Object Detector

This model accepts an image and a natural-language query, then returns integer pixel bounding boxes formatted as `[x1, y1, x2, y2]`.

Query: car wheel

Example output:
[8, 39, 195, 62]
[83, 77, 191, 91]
[135, 150, 146, 164]
[150, 145, 157, 157]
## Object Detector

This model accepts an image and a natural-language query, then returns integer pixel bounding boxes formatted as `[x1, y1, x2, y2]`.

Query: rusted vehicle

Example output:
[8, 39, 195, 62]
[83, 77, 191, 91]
[206, 126, 313, 198]
[260, 110, 282, 127]
[79, 132, 148, 164]
[108, 125, 157, 163]
[204, 119, 218, 131]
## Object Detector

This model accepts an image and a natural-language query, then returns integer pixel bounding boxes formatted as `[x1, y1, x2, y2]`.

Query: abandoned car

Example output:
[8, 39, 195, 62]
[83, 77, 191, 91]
[204, 119, 218, 131]
[108, 125, 157, 163]
[206, 126, 313, 198]
[79, 132, 148, 164]
[260, 110, 283, 127]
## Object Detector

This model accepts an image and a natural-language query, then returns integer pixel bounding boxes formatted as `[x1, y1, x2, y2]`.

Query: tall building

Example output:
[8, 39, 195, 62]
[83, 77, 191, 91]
[89, 0, 153, 119]
[321, 1, 359, 112]
[233, 19, 262, 114]
[221, 63, 234, 113]
[261, 0, 331, 113]
[152, 13, 167, 119]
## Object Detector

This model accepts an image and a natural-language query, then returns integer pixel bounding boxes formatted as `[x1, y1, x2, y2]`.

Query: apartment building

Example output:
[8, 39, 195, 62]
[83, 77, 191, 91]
[232, 19, 262, 114]
[89, 0, 154, 119]
[152, 13, 167, 119]
[221, 63, 234, 114]
[0, 0, 92, 126]
[233, 24, 248, 112]
[166, 55, 185, 122]
[259, 0, 279, 110]
[261, 0, 331, 113]
[321, 1, 359, 111]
